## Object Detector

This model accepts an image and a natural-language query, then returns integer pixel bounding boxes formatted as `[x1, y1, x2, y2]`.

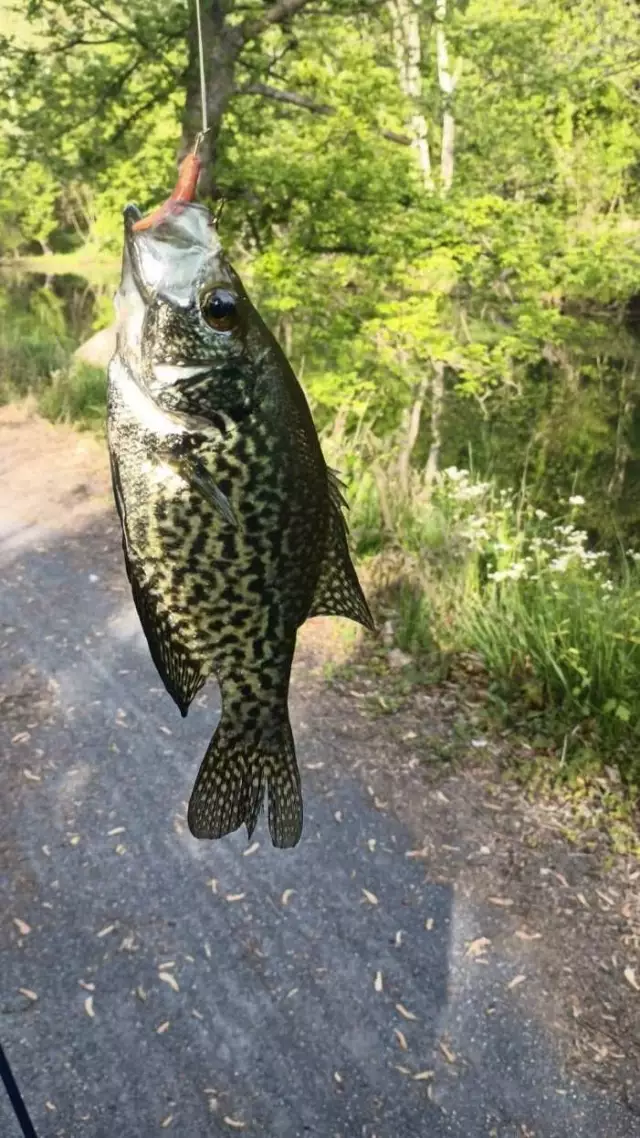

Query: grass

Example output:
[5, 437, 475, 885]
[38, 362, 107, 432]
[323, 427, 640, 791]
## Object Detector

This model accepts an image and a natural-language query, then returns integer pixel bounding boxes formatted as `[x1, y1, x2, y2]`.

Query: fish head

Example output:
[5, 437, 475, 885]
[114, 201, 271, 420]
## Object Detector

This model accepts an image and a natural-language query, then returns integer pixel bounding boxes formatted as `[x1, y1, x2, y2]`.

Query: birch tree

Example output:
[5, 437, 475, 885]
[435, 0, 460, 193]
[388, 0, 433, 190]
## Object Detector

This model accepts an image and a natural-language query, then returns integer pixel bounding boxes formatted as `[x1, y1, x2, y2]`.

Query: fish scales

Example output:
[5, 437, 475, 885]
[107, 199, 373, 848]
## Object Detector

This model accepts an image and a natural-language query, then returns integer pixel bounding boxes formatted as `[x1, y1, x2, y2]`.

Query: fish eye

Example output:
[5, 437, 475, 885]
[201, 288, 238, 332]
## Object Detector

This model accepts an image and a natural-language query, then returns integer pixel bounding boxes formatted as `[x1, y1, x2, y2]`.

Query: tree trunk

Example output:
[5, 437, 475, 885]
[435, 0, 458, 193]
[398, 373, 430, 496]
[180, 2, 244, 198]
[425, 359, 445, 487]
[388, 0, 433, 191]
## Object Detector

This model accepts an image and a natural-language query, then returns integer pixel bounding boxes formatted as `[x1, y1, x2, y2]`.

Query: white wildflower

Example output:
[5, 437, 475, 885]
[565, 529, 588, 548]
[549, 555, 571, 573]
[456, 483, 487, 502]
[488, 563, 527, 583]
[534, 509, 547, 520]
[568, 495, 585, 507]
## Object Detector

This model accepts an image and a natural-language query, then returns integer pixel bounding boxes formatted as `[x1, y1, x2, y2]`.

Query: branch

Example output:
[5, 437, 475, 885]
[237, 82, 411, 145]
[241, 0, 315, 42]
[238, 81, 332, 114]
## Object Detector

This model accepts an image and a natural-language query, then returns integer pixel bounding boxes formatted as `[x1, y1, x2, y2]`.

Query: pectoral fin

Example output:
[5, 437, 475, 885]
[159, 447, 238, 529]
[179, 454, 238, 529]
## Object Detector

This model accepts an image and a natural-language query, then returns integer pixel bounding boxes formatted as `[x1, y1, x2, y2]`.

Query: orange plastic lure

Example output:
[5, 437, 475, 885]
[131, 152, 201, 233]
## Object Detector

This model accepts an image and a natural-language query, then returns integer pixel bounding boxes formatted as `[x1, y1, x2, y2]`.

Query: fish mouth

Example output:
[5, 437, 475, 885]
[121, 200, 220, 309]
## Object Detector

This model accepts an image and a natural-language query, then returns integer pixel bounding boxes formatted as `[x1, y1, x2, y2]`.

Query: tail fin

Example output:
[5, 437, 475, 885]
[187, 713, 303, 849]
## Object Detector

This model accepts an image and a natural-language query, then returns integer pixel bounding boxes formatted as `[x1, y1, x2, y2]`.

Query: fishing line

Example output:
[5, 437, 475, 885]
[0, 1042, 39, 1138]
[194, 0, 208, 136]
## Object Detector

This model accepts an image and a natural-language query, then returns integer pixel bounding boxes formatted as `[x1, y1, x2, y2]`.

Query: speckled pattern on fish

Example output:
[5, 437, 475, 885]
[107, 201, 373, 848]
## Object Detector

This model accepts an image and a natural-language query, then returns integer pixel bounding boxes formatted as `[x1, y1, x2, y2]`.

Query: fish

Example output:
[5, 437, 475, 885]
[106, 161, 374, 849]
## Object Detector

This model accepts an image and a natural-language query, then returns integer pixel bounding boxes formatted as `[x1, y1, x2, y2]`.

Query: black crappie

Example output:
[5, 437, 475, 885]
[107, 197, 373, 849]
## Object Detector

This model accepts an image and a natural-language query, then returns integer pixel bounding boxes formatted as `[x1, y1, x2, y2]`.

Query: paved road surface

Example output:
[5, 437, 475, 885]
[1, 427, 638, 1138]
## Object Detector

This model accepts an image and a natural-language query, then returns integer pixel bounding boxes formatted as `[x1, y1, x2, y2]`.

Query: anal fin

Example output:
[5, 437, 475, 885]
[306, 496, 375, 631]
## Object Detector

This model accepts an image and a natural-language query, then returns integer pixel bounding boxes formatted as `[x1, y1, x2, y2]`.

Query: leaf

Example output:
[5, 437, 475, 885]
[156, 1021, 170, 1034]
[243, 842, 260, 857]
[374, 971, 383, 992]
[515, 929, 541, 941]
[439, 1040, 456, 1063]
[13, 918, 31, 936]
[413, 1070, 434, 1081]
[84, 996, 95, 1017]
[394, 1029, 408, 1050]
[507, 974, 527, 990]
[624, 967, 639, 992]
[160, 1115, 173, 1128]
[225, 893, 245, 903]
[159, 972, 179, 992]
[396, 1003, 417, 1021]
[18, 988, 38, 1001]
[281, 889, 295, 906]
[465, 936, 491, 958]
[223, 1118, 247, 1130]
[361, 889, 379, 905]
[488, 897, 513, 908]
